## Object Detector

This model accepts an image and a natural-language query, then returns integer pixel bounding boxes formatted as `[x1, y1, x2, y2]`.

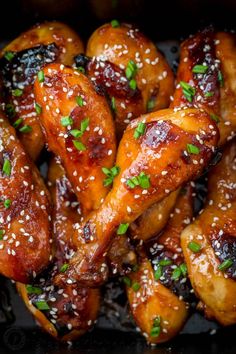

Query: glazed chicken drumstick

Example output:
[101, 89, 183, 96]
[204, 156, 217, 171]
[34, 78, 218, 288]
[0, 111, 51, 283]
[66, 107, 218, 287]
[127, 185, 194, 343]
[17, 62, 118, 340]
[17, 159, 100, 341]
[130, 189, 179, 242]
[128, 26, 236, 243]
[171, 27, 236, 326]
[34, 63, 116, 215]
[172, 27, 236, 145]
[0, 21, 83, 160]
[17, 152, 138, 341]
[181, 139, 236, 326]
[136, 27, 236, 243]
[84, 21, 174, 138]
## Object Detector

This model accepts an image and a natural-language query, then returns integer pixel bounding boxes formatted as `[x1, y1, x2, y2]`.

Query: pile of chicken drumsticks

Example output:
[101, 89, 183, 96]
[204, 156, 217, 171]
[0, 21, 235, 344]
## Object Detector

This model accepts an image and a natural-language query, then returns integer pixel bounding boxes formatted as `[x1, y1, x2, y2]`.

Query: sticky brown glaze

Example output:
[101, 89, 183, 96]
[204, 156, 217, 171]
[59, 108, 219, 287]
[126, 258, 188, 344]
[48, 158, 80, 258]
[48, 159, 136, 278]
[130, 189, 179, 242]
[0, 111, 51, 283]
[172, 28, 236, 146]
[181, 140, 236, 325]
[51, 164, 137, 279]
[34, 63, 116, 215]
[0, 21, 84, 160]
[84, 56, 144, 139]
[107, 234, 137, 276]
[216, 32, 236, 145]
[18, 158, 100, 341]
[86, 22, 174, 138]
[147, 185, 194, 301]
[126, 184, 193, 344]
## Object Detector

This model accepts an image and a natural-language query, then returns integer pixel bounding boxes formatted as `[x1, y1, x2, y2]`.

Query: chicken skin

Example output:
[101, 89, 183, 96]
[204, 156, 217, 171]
[48, 107, 218, 287]
[0, 111, 51, 283]
[172, 28, 236, 145]
[130, 189, 179, 241]
[181, 140, 236, 326]
[85, 22, 174, 138]
[0, 21, 84, 160]
[17, 61, 118, 339]
[173, 28, 236, 326]
[34, 63, 116, 215]
[17, 158, 100, 341]
[151, 28, 236, 249]
[127, 184, 193, 344]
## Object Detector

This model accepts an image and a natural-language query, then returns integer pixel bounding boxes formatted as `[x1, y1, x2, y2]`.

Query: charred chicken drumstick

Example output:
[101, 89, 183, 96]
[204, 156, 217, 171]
[0, 111, 51, 283]
[17, 152, 138, 340]
[130, 189, 179, 242]
[34, 63, 116, 215]
[172, 28, 236, 326]
[66, 108, 217, 287]
[17, 61, 118, 340]
[138, 28, 236, 243]
[181, 140, 236, 326]
[127, 185, 194, 343]
[17, 159, 100, 341]
[85, 21, 174, 138]
[172, 28, 236, 146]
[0, 21, 83, 160]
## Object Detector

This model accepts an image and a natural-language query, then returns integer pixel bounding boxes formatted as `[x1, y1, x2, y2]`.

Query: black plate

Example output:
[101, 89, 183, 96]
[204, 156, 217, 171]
[0, 1, 236, 353]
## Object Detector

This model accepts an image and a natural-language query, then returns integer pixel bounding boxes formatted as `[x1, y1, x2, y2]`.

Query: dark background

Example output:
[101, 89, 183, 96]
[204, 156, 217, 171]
[0, 1, 236, 353]
[0, 0, 236, 43]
